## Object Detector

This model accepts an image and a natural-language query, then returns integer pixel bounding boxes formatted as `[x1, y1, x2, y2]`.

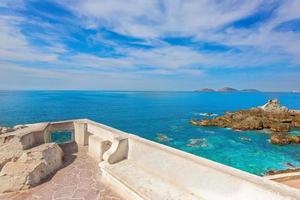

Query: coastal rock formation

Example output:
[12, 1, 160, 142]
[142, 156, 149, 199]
[0, 125, 27, 135]
[266, 167, 300, 176]
[271, 134, 300, 145]
[0, 125, 64, 193]
[191, 100, 300, 145]
[186, 138, 209, 148]
[156, 133, 172, 142]
[0, 143, 63, 193]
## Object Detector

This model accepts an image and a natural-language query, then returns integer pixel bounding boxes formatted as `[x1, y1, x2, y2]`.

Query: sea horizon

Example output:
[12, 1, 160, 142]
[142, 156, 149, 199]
[1, 89, 299, 93]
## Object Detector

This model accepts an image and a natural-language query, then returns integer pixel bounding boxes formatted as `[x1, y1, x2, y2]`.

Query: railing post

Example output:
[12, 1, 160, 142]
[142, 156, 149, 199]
[43, 124, 52, 143]
[74, 122, 89, 145]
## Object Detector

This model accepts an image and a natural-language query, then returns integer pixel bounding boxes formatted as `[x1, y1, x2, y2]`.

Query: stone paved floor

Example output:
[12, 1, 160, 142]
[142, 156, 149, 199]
[280, 178, 300, 190]
[0, 143, 123, 200]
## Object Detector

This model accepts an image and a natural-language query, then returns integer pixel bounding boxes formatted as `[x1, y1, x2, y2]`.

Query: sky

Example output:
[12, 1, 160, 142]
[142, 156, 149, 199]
[0, 0, 300, 91]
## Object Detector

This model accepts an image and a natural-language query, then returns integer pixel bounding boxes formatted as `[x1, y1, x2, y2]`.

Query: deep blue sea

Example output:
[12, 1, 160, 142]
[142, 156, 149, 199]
[0, 91, 299, 175]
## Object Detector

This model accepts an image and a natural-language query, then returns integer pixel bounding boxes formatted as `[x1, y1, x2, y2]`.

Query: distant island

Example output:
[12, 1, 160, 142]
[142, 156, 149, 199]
[196, 87, 260, 92]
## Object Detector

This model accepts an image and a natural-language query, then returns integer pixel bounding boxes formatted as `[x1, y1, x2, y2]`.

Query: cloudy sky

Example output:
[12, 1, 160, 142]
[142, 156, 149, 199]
[0, 0, 300, 91]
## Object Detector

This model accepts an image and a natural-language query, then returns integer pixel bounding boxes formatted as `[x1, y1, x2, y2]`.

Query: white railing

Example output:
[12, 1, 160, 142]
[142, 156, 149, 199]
[1, 119, 299, 200]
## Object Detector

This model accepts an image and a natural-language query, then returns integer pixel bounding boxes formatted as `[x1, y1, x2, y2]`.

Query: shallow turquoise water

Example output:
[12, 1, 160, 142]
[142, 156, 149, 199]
[0, 91, 299, 175]
[51, 131, 73, 144]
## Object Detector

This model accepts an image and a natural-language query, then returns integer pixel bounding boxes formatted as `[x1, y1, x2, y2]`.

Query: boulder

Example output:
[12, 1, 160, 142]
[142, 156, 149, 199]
[0, 143, 63, 193]
[0, 125, 26, 135]
[270, 123, 290, 132]
[0, 127, 14, 134]
[233, 116, 263, 130]
[0, 139, 25, 170]
[271, 134, 300, 145]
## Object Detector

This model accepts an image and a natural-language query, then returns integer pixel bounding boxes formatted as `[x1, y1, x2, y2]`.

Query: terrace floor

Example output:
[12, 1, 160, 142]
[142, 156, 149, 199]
[280, 178, 300, 190]
[0, 143, 123, 200]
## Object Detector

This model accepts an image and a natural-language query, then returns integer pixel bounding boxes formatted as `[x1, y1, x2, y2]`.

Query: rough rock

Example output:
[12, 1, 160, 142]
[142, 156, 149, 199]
[0, 138, 26, 170]
[270, 134, 300, 145]
[191, 100, 300, 146]
[270, 123, 290, 132]
[0, 125, 27, 135]
[266, 168, 300, 176]
[191, 100, 300, 133]
[0, 127, 14, 135]
[0, 143, 63, 193]
[156, 133, 172, 142]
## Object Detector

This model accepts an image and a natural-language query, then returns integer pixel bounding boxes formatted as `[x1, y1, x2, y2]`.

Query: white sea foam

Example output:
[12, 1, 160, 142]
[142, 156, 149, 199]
[194, 112, 218, 117]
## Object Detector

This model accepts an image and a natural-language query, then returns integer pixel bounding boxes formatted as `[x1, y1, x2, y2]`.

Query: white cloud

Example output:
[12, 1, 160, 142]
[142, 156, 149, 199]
[62, 0, 263, 38]
[1, 0, 300, 90]
[60, 0, 300, 66]
[0, 15, 59, 62]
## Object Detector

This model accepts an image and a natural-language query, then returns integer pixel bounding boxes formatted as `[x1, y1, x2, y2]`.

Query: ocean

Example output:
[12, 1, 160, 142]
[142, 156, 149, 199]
[0, 90, 299, 175]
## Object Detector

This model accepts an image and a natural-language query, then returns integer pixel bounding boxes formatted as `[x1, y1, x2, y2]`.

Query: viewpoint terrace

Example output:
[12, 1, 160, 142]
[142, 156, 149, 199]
[0, 119, 299, 200]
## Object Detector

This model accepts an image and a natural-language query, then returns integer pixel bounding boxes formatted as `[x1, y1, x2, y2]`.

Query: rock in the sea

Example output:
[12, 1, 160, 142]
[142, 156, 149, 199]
[270, 134, 300, 145]
[0, 143, 63, 193]
[156, 133, 172, 142]
[186, 138, 208, 148]
[266, 168, 300, 176]
[270, 123, 290, 132]
[239, 137, 252, 142]
[191, 100, 300, 146]
[192, 100, 300, 133]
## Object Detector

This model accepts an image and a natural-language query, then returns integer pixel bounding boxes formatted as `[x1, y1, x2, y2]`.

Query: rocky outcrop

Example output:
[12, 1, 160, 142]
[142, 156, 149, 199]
[156, 133, 172, 142]
[191, 100, 300, 145]
[266, 167, 300, 176]
[192, 103, 300, 132]
[0, 143, 63, 193]
[271, 134, 300, 145]
[0, 125, 27, 135]
[0, 124, 64, 193]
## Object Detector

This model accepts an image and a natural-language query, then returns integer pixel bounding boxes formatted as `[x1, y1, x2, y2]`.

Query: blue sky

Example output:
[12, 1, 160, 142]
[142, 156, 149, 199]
[0, 0, 300, 91]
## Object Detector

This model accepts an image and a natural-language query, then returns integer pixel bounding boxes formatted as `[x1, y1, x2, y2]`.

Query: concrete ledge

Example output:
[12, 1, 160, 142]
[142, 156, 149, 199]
[6, 119, 300, 200]
[88, 135, 111, 161]
[266, 172, 300, 182]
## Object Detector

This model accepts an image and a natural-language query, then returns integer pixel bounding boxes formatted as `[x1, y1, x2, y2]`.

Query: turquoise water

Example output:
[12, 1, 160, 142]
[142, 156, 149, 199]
[0, 91, 299, 175]
[51, 131, 73, 144]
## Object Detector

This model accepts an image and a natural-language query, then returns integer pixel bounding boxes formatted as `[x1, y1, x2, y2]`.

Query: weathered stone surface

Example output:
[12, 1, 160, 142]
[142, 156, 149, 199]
[0, 139, 25, 170]
[270, 123, 290, 132]
[0, 143, 63, 193]
[192, 101, 300, 133]
[271, 134, 300, 145]
[266, 167, 300, 176]
[191, 100, 300, 146]
[0, 125, 27, 135]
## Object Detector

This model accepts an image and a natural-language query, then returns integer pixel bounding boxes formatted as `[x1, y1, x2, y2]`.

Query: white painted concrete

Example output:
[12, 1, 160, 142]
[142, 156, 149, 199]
[88, 135, 111, 161]
[9, 119, 300, 200]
